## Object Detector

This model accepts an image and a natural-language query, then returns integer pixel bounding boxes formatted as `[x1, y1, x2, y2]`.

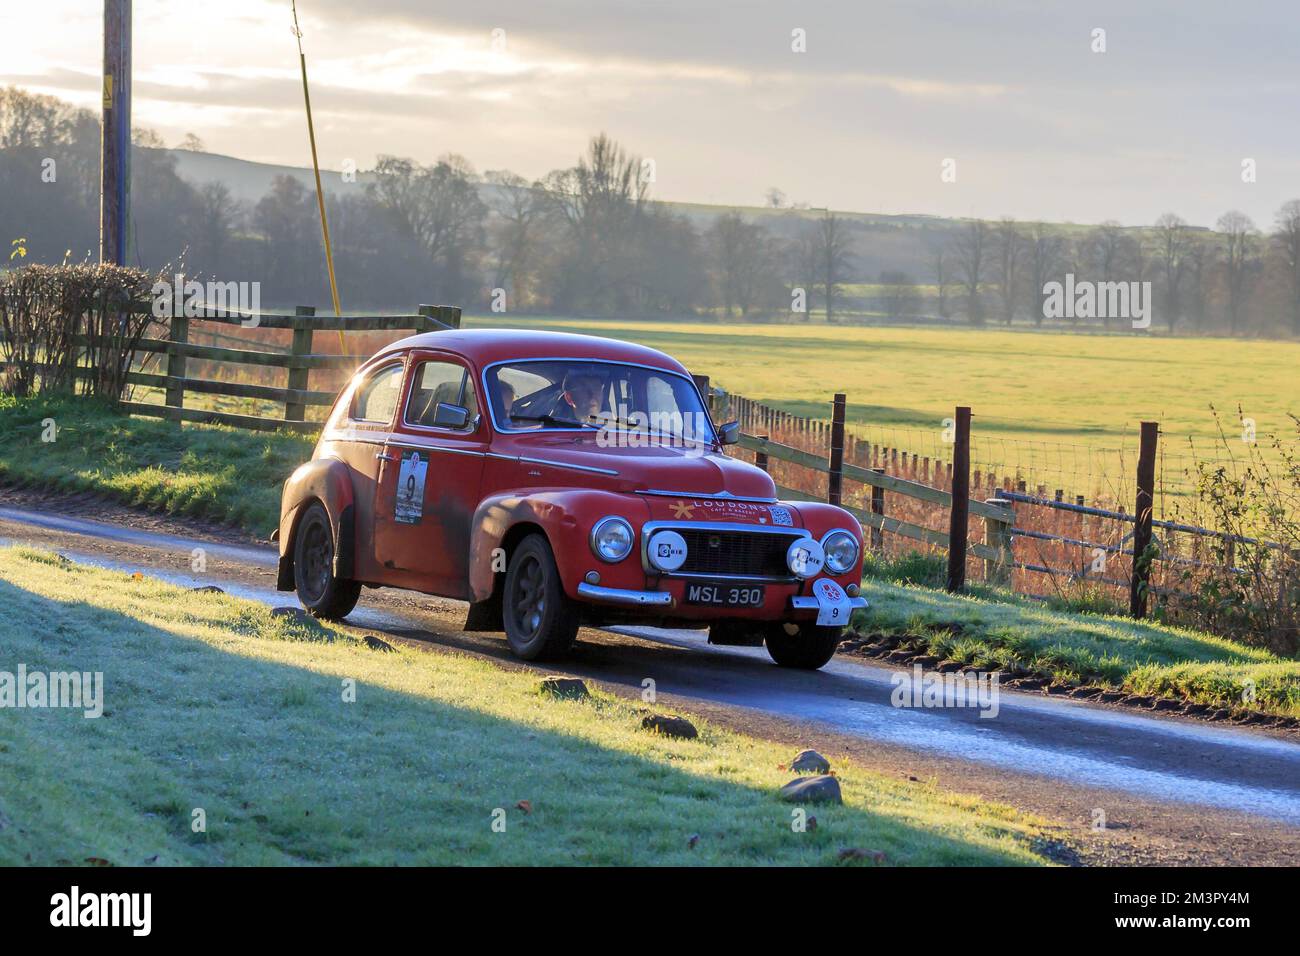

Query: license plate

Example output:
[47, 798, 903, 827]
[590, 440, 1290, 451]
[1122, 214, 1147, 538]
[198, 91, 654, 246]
[684, 582, 765, 607]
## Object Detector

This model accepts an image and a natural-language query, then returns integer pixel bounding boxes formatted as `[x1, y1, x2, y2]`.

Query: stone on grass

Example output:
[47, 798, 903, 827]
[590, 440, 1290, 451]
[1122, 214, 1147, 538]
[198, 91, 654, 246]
[779, 774, 842, 805]
[363, 634, 396, 652]
[790, 749, 831, 774]
[641, 714, 697, 739]
[538, 676, 589, 700]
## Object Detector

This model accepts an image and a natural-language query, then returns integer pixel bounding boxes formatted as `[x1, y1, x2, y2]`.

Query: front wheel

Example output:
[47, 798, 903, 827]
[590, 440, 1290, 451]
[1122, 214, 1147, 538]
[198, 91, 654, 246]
[764, 622, 842, 670]
[293, 501, 361, 620]
[503, 534, 580, 660]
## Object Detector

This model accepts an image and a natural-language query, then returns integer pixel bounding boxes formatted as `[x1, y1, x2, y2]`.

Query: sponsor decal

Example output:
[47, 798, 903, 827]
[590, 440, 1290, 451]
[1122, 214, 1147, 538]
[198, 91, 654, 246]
[768, 505, 794, 527]
[395, 450, 428, 524]
[671, 499, 695, 520]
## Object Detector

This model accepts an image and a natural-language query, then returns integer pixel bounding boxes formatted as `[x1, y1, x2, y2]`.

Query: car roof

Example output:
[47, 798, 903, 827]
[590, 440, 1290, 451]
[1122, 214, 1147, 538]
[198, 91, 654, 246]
[370, 327, 691, 376]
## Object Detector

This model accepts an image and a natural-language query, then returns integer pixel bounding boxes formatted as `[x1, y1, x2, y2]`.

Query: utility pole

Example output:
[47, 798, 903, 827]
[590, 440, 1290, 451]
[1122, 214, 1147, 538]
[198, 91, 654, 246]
[101, 0, 132, 265]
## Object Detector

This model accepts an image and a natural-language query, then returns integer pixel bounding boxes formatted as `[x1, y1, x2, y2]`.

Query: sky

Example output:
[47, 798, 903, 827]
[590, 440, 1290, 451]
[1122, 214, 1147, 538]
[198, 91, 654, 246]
[3, 0, 1298, 229]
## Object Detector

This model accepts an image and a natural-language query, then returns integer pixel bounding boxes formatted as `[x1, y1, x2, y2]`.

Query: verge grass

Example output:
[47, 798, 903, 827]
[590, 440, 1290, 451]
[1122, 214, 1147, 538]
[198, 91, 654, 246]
[0, 546, 1054, 866]
[0, 394, 314, 536]
[856, 577, 1300, 716]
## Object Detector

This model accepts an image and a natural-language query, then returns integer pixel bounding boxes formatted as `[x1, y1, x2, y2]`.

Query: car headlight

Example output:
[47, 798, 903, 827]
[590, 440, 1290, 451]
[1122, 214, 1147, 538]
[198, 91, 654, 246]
[821, 529, 860, 574]
[590, 516, 634, 562]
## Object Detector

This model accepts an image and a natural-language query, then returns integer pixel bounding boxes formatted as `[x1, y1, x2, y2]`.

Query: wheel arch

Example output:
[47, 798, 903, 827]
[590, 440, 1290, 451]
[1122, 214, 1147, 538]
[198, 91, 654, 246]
[277, 458, 357, 591]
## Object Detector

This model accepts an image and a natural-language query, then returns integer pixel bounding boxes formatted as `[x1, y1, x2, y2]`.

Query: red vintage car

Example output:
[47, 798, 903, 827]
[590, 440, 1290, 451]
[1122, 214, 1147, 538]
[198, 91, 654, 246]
[276, 328, 867, 669]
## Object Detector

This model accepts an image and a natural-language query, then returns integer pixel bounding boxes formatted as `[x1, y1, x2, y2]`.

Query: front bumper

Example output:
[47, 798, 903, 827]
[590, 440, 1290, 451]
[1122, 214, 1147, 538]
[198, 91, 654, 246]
[575, 581, 869, 614]
[576, 582, 674, 607]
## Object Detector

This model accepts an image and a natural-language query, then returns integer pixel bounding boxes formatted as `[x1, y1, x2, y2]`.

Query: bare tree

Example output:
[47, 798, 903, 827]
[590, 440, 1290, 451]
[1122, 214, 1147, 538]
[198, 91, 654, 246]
[1025, 223, 1065, 327]
[811, 212, 853, 323]
[991, 218, 1025, 325]
[1182, 236, 1212, 331]
[483, 170, 543, 307]
[764, 187, 787, 209]
[1273, 200, 1300, 336]
[879, 270, 920, 321]
[707, 212, 780, 318]
[952, 220, 990, 325]
[924, 230, 953, 319]
[1217, 210, 1258, 334]
[1085, 220, 1127, 329]
[1153, 213, 1190, 332]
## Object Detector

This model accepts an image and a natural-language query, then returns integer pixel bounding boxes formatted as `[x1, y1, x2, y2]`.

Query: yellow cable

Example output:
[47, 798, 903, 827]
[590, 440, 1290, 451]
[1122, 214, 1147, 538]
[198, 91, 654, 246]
[293, 2, 347, 356]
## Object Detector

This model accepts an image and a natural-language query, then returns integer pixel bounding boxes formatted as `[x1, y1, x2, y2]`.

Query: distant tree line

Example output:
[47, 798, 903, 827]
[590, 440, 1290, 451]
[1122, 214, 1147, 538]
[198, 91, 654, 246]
[929, 209, 1300, 336]
[4, 86, 1300, 336]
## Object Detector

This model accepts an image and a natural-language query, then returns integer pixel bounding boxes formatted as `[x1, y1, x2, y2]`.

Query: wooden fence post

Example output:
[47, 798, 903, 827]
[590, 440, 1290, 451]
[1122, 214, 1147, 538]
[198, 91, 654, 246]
[946, 406, 972, 592]
[691, 374, 711, 418]
[164, 290, 188, 421]
[983, 497, 1013, 587]
[285, 305, 314, 423]
[870, 468, 885, 551]
[1130, 420, 1159, 618]
[755, 436, 769, 473]
[828, 392, 846, 506]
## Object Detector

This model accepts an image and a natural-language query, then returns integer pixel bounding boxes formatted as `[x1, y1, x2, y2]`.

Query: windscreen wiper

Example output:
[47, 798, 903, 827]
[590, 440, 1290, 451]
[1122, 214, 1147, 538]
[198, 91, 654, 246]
[509, 413, 592, 428]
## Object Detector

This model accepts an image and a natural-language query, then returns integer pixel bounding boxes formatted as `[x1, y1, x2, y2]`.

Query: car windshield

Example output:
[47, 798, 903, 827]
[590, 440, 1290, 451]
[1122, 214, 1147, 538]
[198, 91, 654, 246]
[486, 360, 715, 444]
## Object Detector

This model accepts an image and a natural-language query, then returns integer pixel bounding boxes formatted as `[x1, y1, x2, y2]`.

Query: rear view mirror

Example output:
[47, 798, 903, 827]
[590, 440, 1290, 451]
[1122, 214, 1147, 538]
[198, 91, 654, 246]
[718, 421, 740, 445]
[433, 403, 470, 429]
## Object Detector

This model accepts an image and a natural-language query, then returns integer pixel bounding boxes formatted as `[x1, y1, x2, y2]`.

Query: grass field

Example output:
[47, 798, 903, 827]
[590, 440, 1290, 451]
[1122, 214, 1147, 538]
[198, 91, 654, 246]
[465, 315, 1300, 493]
[0, 545, 1054, 866]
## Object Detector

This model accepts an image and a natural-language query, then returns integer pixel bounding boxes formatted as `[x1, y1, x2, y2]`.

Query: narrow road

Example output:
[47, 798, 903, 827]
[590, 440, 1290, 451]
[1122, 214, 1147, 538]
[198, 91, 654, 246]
[2, 496, 1298, 865]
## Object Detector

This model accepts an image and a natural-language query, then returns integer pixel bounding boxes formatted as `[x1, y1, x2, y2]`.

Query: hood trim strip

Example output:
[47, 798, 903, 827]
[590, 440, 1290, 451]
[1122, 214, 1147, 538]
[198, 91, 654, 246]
[635, 489, 778, 504]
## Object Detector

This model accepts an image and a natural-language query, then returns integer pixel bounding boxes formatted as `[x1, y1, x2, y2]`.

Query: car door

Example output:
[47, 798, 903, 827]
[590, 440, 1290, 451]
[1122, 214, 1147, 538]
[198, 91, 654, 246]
[372, 352, 487, 598]
[328, 356, 407, 585]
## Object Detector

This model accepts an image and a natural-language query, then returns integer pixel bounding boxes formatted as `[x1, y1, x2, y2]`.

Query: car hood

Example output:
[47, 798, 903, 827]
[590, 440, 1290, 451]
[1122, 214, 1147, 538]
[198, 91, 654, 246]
[505, 433, 779, 501]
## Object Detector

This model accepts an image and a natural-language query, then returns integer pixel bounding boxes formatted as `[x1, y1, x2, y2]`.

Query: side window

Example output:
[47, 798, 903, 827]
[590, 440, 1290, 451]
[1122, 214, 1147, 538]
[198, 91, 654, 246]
[405, 359, 479, 429]
[352, 363, 404, 424]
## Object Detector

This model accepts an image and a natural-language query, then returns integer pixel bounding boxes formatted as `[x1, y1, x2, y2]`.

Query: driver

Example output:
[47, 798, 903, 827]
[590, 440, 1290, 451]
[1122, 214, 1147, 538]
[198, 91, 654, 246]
[555, 368, 605, 422]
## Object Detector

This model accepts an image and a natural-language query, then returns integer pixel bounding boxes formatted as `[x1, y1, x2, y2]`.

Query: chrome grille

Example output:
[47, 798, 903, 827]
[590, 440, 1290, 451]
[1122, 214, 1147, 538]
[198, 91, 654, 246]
[660, 526, 802, 579]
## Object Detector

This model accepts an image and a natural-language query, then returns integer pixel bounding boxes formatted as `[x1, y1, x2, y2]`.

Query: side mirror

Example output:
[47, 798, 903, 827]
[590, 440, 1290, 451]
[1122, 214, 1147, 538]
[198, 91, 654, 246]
[433, 402, 470, 429]
[718, 421, 741, 446]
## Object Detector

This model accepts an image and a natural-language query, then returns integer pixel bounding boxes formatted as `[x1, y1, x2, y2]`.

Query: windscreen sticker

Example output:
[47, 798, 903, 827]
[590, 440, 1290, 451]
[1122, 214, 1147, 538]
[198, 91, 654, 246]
[395, 450, 428, 525]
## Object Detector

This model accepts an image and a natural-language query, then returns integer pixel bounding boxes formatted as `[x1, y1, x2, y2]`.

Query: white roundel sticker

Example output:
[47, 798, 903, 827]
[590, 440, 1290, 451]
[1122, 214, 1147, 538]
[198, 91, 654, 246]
[647, 530, 689, 572]
[786, 538, 825, 578]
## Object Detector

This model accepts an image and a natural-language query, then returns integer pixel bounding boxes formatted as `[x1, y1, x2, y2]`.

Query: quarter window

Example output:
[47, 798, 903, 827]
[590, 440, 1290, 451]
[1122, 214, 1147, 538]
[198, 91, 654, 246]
[351, 363, 404, 424]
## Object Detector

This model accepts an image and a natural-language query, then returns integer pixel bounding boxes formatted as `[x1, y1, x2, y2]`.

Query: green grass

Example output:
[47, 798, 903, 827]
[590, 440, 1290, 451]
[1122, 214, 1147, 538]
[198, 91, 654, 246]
[0, 546, 1053, 866]
[855, 576, 1300, 716]
[0, 394, 314, 536]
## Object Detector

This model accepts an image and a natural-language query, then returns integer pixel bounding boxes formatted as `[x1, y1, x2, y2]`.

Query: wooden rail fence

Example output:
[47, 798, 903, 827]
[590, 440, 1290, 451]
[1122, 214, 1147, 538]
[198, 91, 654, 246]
[1, 301, 461, 434]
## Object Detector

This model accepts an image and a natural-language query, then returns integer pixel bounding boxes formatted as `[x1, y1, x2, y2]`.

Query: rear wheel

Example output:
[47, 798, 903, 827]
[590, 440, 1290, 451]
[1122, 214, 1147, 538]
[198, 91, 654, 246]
[503, 534, 579, 660]
[764, 622, 842, 670]
[293, 501, 361, 620]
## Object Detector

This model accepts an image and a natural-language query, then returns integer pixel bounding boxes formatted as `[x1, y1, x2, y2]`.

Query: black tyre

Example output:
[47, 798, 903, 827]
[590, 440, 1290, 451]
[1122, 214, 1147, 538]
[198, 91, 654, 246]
[293, 501, 361, 620]
[764, 622, 842, 670]
[503, 534, 579, 660]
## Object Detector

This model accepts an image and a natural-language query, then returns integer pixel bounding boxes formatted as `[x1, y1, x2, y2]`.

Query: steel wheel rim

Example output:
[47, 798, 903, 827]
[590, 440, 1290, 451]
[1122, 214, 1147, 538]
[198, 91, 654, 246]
[510, 554, 547, 640]
[300, 517, 332, 603]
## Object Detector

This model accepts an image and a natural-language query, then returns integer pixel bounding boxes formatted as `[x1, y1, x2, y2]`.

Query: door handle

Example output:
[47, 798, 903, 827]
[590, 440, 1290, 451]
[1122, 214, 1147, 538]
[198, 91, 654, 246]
[375, 452, 396, 462]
